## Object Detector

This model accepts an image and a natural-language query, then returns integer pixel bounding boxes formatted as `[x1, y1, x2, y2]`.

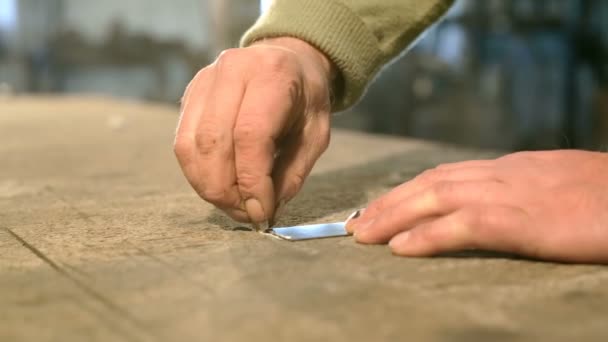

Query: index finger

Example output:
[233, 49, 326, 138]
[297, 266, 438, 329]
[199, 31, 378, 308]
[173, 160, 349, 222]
[233, 77, 299, 227]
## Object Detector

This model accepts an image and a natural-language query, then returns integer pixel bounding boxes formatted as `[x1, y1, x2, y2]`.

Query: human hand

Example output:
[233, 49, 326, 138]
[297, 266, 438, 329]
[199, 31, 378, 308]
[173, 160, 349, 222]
[174, 38, 334, 229]
[346, 150, 608, 263]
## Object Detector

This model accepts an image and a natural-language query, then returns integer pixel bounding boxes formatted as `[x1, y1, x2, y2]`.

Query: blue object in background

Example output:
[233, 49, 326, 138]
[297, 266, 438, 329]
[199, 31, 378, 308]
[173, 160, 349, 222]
[0, 0, 17, 32]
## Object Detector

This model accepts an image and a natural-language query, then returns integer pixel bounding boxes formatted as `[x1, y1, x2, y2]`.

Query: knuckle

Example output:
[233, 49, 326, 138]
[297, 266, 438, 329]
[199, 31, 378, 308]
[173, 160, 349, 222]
[195, 129, 224, 156]
[410, 224, 444, 249]
[236, 169, 259, 193]
[431, 181, 457, 202]
[173, 136, 193, 160]
[188, 66, 211, 86]
[290, 172, 306, 193]
[317, 126, 331, 153]
[421, 226, 442, 243]
[260, 69, 301, 102]
[234, 121, 265, 146]
[457, 207, 498, 248]
[198, 186, 228, 204]
[262, 51, 292, 72]
[284, 78, 303, 105]
[215, 49, 248, 75]
[216, 48, 240, 65]
[319, 134, 331, 153]
[282, 171, 306, 200]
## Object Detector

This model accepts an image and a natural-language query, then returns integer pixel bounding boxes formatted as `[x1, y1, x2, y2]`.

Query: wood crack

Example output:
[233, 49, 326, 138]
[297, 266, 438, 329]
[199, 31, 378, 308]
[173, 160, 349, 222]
[44, 186, 97, 224]
[128, 243, 215, 294]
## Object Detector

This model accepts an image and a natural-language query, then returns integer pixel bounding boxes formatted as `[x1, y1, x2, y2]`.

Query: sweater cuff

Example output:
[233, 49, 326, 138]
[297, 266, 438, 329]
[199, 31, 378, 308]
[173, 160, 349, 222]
[240, 0, 383, 112]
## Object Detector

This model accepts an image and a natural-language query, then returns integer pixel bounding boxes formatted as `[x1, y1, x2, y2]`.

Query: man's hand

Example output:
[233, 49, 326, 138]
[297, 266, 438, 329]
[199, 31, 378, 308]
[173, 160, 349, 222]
[174, 38, 334, 228]
[346, 150, 608, 263]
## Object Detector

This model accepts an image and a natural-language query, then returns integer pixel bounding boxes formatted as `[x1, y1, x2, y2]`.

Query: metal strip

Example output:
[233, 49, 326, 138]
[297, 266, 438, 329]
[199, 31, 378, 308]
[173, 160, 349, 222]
[269, 222, 348, 241]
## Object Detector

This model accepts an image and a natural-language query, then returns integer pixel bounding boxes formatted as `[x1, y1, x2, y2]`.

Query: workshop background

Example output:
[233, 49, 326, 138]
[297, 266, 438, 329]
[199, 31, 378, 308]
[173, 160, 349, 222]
[1, 0, 607, 151]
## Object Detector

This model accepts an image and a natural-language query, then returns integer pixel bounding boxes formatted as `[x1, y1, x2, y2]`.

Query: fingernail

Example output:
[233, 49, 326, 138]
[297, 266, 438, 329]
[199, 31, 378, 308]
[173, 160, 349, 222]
[346, 208, 364, 222]
[345, 208, 365, 233]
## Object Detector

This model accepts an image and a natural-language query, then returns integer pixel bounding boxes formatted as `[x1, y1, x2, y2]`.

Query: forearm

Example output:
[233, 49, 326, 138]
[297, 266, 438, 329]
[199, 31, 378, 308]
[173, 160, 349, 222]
[241, 0, 454, 111]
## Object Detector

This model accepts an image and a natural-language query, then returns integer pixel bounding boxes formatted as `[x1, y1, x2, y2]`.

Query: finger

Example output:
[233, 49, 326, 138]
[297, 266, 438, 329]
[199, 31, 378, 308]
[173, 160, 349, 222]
[271, 113, 330, 222]
[234, 77, 298, 224]
[347, 166, 496, 233]
[174, 68, 215, 191]
[354, 180, 508, 244]
[192, 57, 246, 211]
[389, 205, 530, 257]
[222, 207, 250, 223]
[434, 159, 494, 170]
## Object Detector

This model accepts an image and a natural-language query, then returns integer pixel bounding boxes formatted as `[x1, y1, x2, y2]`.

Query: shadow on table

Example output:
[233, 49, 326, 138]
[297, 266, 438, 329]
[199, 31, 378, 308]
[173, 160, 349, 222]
[207, 144, 498, 230]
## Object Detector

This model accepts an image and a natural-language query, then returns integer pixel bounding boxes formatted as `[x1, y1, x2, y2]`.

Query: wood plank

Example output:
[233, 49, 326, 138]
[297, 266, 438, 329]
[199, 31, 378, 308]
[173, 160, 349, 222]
[0, 229, 153, 342]
[2, 96, 608, 341]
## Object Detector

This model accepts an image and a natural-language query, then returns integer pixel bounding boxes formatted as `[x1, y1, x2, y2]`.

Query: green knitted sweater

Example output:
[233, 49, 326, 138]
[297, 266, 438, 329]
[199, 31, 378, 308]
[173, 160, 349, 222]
[241, 0, 454, 111]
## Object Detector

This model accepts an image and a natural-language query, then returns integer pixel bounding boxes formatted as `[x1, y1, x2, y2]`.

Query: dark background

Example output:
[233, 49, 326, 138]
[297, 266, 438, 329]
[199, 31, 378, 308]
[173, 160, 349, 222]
[1, 0, 607, 150]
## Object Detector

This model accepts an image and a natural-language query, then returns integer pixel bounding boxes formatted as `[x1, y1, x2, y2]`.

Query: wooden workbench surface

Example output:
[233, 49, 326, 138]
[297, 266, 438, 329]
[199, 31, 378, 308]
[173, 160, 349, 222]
[1, 96, 607, 341]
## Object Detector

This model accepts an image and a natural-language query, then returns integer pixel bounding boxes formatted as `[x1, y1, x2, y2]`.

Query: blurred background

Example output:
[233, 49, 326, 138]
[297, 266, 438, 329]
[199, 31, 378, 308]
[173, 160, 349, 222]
[1, 0, 607, 151]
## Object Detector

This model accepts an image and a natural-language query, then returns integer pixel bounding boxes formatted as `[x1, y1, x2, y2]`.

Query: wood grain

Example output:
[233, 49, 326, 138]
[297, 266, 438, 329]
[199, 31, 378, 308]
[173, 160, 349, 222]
[1, 96, 607, 341]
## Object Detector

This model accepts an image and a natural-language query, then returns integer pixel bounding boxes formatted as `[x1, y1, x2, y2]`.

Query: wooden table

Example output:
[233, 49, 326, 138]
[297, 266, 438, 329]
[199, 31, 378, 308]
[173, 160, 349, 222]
[1, 96, 607, 341]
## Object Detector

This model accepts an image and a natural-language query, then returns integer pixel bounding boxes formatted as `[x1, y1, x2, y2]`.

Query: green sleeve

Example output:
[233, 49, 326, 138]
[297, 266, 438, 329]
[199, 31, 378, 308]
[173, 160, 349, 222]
[241, 0, 454, 111]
